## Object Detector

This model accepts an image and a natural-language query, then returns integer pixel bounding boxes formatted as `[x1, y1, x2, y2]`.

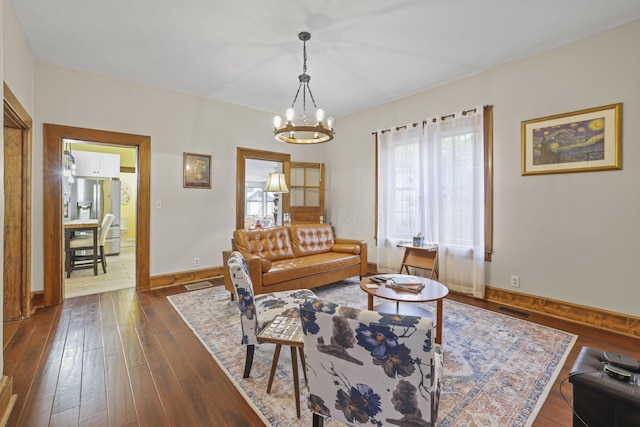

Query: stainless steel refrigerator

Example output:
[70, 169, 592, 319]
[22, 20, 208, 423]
[68, 178, 121, 255]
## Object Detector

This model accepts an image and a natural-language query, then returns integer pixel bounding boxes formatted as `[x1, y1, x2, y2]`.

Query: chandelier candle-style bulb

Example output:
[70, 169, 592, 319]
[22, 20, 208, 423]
[273, 31, 335, 144]
[273, 115, 282, 129]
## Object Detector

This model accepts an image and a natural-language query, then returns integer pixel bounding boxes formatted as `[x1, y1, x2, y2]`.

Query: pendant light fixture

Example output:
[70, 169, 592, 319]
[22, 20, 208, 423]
[273, 32, 334, 144]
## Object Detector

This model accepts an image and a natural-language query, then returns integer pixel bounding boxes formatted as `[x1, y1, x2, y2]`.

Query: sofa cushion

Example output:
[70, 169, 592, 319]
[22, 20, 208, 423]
[289, 223, 335, 258]
[233, 226, 294, 261]
[262, 252, 360, 286]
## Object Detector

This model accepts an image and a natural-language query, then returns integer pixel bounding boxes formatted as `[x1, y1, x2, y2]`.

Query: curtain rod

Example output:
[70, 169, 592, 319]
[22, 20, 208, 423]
[372, 105, 491, 135]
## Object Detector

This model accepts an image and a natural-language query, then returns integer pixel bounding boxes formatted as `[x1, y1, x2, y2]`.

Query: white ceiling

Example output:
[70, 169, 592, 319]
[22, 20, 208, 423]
[10, 1, 640, 119]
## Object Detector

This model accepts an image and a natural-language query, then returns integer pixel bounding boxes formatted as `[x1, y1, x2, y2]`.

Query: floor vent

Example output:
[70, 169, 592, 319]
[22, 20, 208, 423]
[184, 281, 213, 291]
[498, 306, 530, 318]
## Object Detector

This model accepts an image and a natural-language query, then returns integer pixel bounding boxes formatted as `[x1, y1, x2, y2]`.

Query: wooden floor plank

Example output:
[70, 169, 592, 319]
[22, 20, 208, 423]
[178, 376, 229, 426]
[3, 320, 21, 350]
[4, 279, 639, 427]
[19, 395, 54, 427]
[80, 347, 108, 421]
[49, 405, 80, 427]
[119, 324, 146, 369]
[150, 365, 199, 426]
[79, 410, 109, 427]
[128, 364, 168, 426]
[154, 330, 198, 382]
[51, 345, 83, 416]
[134, 318, 169, 371]
[104, 352, 137, 426]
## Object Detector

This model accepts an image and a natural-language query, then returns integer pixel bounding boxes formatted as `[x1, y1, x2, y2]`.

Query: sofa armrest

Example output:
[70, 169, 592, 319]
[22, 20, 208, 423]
[332, 243, 360, 255]
[241, 252, 268, 294]
[334, 238, 368, 276]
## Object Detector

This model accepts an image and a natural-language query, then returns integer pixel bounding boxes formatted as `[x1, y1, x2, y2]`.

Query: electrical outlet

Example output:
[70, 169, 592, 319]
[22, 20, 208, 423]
[511, 275, 520, 288]
[194, 257, 200, 267]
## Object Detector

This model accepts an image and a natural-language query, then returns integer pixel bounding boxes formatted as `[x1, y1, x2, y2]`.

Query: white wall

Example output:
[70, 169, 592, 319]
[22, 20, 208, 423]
[3, 0, 34, 115]
[328, 20, 640, 318]
[32, 62, 323, 291]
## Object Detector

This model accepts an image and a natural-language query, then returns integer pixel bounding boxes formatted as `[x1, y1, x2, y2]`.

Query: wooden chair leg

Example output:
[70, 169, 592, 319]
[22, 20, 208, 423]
[243, 344, 255, 378]
[66, 248, 73, 278]
[266, 344, 282, 394]
[312, 413, 324, 427]
[299, 347, 308, 386]
[100, 246, 107, 273]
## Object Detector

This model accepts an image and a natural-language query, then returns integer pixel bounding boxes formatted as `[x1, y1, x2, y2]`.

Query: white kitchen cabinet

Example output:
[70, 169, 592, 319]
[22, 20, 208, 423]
[73, 151, 121, 178]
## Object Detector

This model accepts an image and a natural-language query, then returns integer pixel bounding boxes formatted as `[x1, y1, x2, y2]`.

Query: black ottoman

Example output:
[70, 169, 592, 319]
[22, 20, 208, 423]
[569, 346, 640, 427]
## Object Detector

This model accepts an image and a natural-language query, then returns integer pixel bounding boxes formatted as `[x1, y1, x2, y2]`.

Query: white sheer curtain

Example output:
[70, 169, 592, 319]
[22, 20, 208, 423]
[423, 109, 485, 297]
[376, 107, 485, 297]
[376, 125, 423, 273]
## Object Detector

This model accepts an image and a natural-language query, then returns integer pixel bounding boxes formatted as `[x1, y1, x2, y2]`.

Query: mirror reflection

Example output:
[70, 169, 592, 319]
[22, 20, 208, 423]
[235, 147, 290, 230]
[245, 159, 282, 229]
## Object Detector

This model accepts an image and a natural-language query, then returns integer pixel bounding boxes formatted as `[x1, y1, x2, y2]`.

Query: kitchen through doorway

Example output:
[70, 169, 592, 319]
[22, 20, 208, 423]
[63, 140, 138, 298]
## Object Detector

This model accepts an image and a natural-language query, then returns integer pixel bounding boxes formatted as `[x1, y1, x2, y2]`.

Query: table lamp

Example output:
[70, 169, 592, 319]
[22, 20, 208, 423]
[265, 172, 289, 226]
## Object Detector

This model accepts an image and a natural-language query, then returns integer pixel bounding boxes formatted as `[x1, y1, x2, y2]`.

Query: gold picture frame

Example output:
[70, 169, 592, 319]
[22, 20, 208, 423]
[521, 103, 622, 175]
[183, 152, 212, 188]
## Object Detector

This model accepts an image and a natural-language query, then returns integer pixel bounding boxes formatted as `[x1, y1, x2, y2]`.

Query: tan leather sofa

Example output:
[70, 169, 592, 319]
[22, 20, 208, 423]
[223, 223, 367, 296]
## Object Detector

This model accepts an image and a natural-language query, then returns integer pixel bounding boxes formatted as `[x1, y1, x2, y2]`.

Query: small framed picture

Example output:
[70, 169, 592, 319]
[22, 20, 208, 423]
[521, 103, 622, 175]
[183, 152, 212, 188]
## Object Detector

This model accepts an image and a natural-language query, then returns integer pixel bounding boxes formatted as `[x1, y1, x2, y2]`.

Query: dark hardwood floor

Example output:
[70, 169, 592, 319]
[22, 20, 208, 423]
[3, 278, 639, 426]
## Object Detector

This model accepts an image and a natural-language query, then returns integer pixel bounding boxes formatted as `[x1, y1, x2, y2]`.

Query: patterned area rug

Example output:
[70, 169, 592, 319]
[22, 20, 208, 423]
[167, 279, 576, 426]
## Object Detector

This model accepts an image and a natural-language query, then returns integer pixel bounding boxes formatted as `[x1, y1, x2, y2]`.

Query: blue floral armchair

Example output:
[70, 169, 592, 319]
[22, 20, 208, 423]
[227, 251, 317, 378]
[300, 298, 444, 427]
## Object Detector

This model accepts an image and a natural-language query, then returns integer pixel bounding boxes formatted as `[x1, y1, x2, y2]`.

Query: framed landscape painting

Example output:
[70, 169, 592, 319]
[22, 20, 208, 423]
[183, 152, 212, 188]
[521, 103, 622, 175]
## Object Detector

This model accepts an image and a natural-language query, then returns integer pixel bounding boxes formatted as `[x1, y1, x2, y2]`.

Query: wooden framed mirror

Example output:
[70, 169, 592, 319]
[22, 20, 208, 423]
[236, 147, 290, 230]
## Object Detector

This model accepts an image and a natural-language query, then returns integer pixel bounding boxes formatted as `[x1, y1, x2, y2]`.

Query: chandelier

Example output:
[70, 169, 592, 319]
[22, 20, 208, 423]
[273, 32, 334, 144]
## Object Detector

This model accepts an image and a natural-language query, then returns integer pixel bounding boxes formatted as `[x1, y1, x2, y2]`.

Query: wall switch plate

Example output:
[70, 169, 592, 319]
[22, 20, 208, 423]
[155, 200, 162, 209]
[511, 275, 520, 288]
[194, 257, 200, 267]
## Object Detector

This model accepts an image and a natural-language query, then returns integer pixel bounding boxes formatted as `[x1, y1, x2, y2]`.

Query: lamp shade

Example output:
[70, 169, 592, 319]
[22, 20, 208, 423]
[265, 172, 289, 193]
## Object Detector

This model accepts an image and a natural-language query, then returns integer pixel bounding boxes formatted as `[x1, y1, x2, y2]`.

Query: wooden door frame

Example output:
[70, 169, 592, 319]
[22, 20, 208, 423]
[43, 124, 151, 306]
[3, 82, 32, 319]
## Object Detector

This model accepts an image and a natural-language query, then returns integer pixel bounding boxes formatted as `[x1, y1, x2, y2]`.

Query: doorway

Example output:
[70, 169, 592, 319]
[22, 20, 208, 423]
[63, 141, 138, 298]
[43, 124, 151, 306]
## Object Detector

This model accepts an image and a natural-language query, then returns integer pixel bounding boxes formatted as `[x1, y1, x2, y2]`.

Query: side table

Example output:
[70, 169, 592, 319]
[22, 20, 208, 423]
[397, 243, 438, 279]
[257, 315, 307, 418]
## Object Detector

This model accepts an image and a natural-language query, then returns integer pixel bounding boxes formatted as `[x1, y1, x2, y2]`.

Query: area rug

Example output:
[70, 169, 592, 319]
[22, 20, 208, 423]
[167, 279, 576, 426]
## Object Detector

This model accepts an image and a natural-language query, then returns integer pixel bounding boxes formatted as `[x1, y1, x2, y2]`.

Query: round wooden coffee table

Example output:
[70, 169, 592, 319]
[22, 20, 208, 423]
[360, 275, 449, 344]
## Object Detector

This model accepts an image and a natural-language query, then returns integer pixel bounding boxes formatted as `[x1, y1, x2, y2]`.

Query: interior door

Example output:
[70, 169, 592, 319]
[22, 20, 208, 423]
[288, 162, 324, 224]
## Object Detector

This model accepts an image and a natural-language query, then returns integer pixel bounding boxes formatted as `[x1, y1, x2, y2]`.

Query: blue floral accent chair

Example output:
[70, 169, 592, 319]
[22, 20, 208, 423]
[227, 251, 317, 378]
[300, 299, 444, 427]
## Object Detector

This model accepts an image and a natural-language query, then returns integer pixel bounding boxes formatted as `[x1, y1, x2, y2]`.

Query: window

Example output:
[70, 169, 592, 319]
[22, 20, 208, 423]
[376, 106, 493, 297]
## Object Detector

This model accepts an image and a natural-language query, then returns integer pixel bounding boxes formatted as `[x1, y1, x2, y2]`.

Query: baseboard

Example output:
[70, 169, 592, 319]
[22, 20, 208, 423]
[31, 291, 45, 313]
[0, 376, 16, 427]
[149, 266, 223, 289]
[485, 285, 640, 339]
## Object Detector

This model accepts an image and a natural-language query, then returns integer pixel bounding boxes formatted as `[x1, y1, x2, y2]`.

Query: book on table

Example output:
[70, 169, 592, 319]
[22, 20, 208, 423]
[384, 275, 425, 292]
